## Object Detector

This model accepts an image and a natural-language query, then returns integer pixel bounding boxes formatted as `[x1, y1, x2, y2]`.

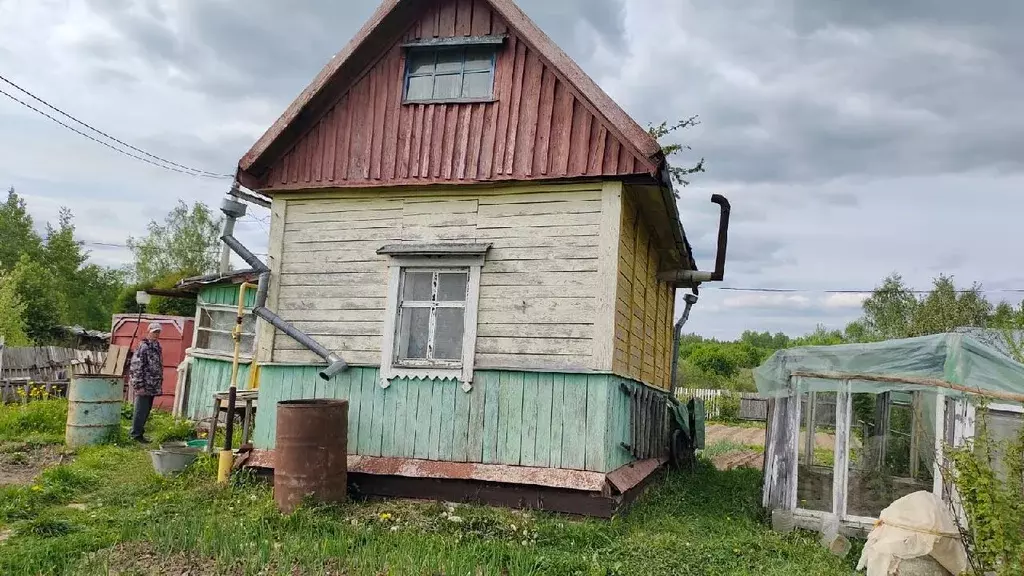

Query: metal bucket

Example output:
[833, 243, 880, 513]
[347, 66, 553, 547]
[274, 399, 348, 513]
[65, 376, 123, 449]
[150, 449, 199, 476]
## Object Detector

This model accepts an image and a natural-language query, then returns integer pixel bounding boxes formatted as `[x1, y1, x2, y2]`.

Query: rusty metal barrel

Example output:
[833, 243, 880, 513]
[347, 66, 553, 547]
[274, 399, 349, 513]
[65, 376, 123, 449]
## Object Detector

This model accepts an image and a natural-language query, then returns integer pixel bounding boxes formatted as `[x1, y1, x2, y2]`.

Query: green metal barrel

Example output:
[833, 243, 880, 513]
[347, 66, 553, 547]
[65, 376, 123, 448]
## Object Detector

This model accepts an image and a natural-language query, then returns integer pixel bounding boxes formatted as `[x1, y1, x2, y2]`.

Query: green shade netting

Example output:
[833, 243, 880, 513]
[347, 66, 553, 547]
[754, 332, 1024, 401]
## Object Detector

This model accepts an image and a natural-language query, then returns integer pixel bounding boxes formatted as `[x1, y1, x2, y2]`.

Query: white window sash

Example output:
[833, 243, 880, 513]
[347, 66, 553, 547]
[380, 257, 482, 392]
[194, 306, 257, 357]
[395, 268, 468, 367]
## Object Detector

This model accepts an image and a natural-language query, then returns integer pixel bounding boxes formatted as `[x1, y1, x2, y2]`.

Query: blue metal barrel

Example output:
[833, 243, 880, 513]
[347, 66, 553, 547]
[65, 376, 123, 448]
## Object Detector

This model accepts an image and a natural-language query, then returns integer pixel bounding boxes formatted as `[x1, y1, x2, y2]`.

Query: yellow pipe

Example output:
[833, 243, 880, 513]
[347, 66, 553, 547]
[228, 282, 255, 393]
[217, 449, 233, 484]
[218, 282, 254, 485]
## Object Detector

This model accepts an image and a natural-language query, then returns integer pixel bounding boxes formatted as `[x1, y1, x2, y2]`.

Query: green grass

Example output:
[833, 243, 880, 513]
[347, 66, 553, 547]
[700, 440, 764, 460]
[0, 400, 68, 445]
[0, 401, 859, 576]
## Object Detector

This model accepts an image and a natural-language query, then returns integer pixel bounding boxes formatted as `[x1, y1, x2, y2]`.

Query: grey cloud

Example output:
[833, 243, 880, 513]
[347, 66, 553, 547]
[619, 0, 1024, 188]
[78, 0, 628, 103]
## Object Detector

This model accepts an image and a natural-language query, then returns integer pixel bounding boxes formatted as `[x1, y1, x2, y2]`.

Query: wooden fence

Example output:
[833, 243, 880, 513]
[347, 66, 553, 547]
[676, 388, 769, 421]
[0, 381, 70, 404]
[1, 342, 106, 404]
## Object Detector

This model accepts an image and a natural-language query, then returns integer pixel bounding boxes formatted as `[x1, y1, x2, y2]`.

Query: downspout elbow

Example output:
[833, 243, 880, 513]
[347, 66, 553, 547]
[709, 194, 731, 282]
[319, 354, 349, 381]
[658, 194, 731, 287]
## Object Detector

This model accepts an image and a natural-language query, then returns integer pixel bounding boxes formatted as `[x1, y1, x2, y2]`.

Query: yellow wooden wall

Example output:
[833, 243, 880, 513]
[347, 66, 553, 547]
[613, 194, 675, 389]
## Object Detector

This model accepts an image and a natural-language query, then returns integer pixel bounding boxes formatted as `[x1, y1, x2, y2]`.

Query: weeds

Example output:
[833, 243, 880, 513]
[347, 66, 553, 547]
[0, 400, 67, 444]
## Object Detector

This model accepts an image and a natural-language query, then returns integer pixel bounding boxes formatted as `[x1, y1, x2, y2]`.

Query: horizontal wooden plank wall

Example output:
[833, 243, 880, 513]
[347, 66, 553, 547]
[259, 0, 654, 191]
[250, 366, 629, 473]
[272, 184, 604, 371]
[183, 357, 252, 421]
[613, 194, 674, 390]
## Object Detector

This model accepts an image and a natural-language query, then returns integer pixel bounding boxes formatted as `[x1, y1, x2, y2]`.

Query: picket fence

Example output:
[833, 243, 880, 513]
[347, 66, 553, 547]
[676, 388, 769, 421]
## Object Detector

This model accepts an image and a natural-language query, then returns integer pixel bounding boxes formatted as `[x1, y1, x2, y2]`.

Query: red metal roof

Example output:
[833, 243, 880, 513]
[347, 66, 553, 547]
[237, 0, 665, 192]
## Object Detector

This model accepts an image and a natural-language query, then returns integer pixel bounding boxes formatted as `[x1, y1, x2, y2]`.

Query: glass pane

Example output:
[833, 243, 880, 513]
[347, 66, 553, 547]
[437, 272, 468, 302]
[406, 75, 433, 101]
[433, 74, 461, 100]
[434, 308, 464, 360]
[402, 271, 434, 302]
[463, 47, 493, 71]
[208, 331, 234, 354]
[797, 392, 835, 512]
[462, 71, 492, 99]
[435, 49, 462, 73]
[847, 392, 934, 518]
[241, 313, 256, 335]
[407, 50, 435, 75]
[397, 307, 430, 361]
[982, 409, 1023, 480]
[240, 335, 256, 355]
[204, 309, 234, 332]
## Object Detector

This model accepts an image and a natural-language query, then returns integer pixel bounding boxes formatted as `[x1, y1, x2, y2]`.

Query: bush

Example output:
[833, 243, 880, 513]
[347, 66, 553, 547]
[716, 394, 741, 422]
[688, 344, 739, 378]
[943, 403, 1024, 575]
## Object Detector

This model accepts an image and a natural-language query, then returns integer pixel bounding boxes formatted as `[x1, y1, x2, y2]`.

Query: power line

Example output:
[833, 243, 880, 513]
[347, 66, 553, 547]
[81, 240, 267, 256]
[0, 74, 232, 179]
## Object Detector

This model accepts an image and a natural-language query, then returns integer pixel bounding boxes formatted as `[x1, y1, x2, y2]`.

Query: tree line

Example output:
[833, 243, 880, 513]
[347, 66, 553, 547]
[678, 274, 1024, 391]
[0, 187, 224, 346]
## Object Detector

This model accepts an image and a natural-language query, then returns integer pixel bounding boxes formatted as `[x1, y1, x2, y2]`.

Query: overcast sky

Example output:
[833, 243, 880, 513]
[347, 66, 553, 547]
[1, 0, 1020, 339]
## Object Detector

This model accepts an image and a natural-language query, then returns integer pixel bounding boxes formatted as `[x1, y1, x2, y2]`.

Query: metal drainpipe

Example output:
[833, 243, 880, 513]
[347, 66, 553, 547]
[219, 234, 348, 381]
[670, 293, 699, 393]
[220, 190, 246, 274]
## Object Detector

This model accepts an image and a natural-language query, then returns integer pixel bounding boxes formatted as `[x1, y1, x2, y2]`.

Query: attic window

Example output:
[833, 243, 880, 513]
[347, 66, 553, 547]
[403, 46, 496, 103]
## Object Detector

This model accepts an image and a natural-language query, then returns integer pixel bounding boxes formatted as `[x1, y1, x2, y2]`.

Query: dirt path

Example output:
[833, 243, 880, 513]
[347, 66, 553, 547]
[711, 451, 764, 471]
[0, 442, 66, 486]
[705, 424, 766, 446]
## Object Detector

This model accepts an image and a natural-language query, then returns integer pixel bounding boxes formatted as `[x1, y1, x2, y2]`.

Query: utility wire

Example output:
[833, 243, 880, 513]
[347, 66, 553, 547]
[81, 240, 267, 256]
[0, 74, 232, 179]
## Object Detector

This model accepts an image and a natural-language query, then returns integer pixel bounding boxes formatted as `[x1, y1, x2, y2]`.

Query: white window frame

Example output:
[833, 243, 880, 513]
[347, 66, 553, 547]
[378, 244, 488, 392]
[192, 302, 257, 361]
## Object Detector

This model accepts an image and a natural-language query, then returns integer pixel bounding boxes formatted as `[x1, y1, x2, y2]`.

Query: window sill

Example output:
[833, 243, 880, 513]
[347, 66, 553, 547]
[188, 349, 255, 363]
[402, 98, 497, 106]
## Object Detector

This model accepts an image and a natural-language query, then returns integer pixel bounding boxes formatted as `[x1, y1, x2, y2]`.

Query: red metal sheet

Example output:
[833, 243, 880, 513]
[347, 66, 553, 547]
[605, 457, 667, 494]
[110, 314, 193, 411]
[247, 451, 608, 493]
[254, 0, 656, 192]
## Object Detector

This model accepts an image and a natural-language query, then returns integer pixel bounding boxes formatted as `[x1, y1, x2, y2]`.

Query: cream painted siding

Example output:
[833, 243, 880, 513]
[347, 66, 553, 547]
[263, 183, 620, 372]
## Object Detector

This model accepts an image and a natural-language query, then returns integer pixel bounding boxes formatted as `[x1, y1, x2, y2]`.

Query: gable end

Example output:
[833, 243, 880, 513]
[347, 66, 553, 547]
[241, 0, 662, 192]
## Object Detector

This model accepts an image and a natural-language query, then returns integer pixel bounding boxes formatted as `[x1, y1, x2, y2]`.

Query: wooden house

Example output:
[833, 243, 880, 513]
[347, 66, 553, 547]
[184, 0, 731, 515]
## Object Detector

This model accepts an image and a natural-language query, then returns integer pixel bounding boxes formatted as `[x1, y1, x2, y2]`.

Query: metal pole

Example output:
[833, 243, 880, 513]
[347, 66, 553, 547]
[669, 293, 699, 392]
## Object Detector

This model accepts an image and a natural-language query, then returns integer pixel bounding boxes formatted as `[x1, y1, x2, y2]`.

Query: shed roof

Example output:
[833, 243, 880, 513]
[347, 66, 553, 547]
[236, 0, 665, 187]
[754, 332, 1024, 402]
